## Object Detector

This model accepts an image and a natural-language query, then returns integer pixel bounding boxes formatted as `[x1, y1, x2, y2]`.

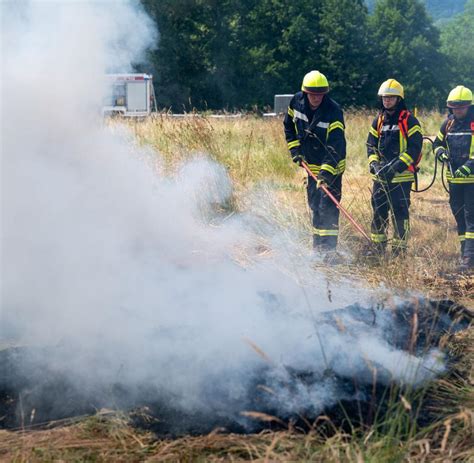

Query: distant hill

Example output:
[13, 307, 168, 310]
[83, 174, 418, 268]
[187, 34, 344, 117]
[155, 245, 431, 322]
[365, 0, 467, 20]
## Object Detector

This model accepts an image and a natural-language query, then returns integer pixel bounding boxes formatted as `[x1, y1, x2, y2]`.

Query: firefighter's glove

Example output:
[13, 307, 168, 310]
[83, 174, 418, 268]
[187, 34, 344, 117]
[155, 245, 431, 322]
[394, 158, 408, 173]
[317, 169, 334, 188]
[454, 165, 471, 178]
[369, 161, 383, 176]
[436, 148, 449, 163]
[291, 152, 306, 166]
[378, 159, 404, 183]
[377, 163, 396, 183]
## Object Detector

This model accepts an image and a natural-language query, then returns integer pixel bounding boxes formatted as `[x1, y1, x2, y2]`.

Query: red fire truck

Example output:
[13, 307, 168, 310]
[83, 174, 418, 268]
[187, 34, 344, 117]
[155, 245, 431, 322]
[103, 73, 157, 117]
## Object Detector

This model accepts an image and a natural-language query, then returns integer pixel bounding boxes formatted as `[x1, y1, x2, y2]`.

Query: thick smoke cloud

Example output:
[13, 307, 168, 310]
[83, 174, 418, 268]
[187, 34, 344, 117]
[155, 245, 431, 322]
[1, 1, 445, 427]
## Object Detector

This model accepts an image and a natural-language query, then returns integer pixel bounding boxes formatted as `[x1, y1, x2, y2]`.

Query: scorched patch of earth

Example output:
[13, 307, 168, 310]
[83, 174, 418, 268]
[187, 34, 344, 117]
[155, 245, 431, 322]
[0, 299, 470, 436]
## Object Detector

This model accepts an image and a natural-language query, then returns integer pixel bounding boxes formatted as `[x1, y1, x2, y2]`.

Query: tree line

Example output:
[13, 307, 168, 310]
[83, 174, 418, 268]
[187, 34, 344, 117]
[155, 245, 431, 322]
[139, 0, 474, 111]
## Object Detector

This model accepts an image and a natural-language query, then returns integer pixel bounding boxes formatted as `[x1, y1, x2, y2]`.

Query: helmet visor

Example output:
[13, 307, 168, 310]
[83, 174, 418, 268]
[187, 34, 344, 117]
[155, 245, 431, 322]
[447, 100, 472, 108]
[303, 86, 329, 94]
[378, 90, 402, 98]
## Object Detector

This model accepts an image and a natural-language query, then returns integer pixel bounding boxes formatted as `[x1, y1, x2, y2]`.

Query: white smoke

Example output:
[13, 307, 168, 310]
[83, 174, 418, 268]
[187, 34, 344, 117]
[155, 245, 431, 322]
[0, 0, 446, 426]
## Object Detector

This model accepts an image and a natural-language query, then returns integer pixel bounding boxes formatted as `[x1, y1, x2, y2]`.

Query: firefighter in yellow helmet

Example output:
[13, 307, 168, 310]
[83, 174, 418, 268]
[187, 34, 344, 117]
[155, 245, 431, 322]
[284, 71, 346, 259]
[366, 79, 423, 257]
[433, 85, 474, 271]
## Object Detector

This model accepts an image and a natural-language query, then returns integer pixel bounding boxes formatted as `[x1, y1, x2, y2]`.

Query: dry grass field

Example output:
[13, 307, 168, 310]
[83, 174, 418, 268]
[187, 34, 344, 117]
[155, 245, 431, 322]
[128, 111, 472, 300]
[1, 112, 472, 462]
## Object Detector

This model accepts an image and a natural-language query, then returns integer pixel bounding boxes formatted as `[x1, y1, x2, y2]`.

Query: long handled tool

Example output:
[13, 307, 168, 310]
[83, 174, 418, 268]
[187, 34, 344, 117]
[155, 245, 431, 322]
[301, 161, 372, 244]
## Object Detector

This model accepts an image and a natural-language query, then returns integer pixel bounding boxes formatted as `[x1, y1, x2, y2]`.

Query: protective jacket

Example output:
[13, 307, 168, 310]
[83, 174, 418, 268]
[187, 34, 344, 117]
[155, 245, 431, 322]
[366, 101, 422, 253]
[433, 106, 474, 184]
[433, 105, 474, 264]
[367, 104, 423, 183]
[284, 92, 346, 179]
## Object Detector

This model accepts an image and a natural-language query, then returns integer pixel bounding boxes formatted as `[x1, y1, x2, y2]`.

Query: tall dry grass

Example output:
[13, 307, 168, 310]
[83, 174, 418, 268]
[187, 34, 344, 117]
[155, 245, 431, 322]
[128, 111, 471, 300]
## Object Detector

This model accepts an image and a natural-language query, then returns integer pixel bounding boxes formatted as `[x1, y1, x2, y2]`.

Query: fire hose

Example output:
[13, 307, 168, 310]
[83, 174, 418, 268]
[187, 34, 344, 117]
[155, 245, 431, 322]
[367, 137, 439, 193]
[412, 136, 438, 193]
[416, 137, 451, 194]
[300, 161, 372, 244]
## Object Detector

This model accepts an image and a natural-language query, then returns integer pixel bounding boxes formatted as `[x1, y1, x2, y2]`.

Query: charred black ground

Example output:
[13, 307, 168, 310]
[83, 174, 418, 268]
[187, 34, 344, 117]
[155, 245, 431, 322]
[0, 299, 470, 436]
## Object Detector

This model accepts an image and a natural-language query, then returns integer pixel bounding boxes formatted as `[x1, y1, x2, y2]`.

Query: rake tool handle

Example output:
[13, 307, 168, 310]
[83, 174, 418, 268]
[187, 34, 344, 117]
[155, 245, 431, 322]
[301, 161, 372, 244]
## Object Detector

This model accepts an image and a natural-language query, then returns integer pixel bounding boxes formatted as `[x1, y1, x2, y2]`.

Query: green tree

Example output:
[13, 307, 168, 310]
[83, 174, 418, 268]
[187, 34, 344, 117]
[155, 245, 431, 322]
[140, 0, 215, 109]
[208, 0, 373, 108]
[140, 0, 452, 110]
[440, 0, 474, 92]
[369, 0, 449, 108]
[141, 0, 327, 109]
[234, 0, 373, 107]
[318, 0, 373, 105]
[240, 0, 324, 106]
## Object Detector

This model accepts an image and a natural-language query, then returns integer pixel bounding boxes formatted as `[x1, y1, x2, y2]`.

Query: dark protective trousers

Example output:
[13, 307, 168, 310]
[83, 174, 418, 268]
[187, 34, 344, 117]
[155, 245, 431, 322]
[307, 175, 342, 250]
[448, 183, 474, 260]
[371, 181, 412, 250]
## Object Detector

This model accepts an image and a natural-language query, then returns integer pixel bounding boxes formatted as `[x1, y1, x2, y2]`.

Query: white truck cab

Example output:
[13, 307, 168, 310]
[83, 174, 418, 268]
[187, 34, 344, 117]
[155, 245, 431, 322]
[103, 73, 156, 117]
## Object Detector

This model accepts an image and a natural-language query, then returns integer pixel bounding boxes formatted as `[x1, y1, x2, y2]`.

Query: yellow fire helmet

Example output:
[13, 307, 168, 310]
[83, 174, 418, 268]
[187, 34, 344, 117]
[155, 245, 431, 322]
[301, 71, 329, 94]
[377, 78, 404, 99]
[447, 85, 473, 108]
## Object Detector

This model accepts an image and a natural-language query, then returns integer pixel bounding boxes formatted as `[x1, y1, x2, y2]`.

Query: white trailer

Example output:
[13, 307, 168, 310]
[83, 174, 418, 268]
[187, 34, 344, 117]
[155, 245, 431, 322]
[103, 73, 156, 117]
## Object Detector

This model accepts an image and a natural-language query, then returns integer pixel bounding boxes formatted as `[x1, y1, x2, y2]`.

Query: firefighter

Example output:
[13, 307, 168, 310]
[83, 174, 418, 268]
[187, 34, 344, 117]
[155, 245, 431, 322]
[366, 79, 423, 257]
[433, 85, 474, 271]
[283, 70, 346, 257]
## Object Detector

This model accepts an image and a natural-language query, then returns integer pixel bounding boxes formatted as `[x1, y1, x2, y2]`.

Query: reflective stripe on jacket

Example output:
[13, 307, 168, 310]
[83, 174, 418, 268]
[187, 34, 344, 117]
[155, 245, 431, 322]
[433, 107, 474, 184]
[284, 92, 346, 176]
[366, 108, 423, 183]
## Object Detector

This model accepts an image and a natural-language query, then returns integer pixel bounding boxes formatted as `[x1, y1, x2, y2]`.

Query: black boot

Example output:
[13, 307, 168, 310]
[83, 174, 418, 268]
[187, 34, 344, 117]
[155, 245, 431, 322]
[365, 242, 386, 258]
[322, 249, 344, 265]
[458, 256, 474, 273]
[313, 235, 321, 251]
[391, 244, 407, 258]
